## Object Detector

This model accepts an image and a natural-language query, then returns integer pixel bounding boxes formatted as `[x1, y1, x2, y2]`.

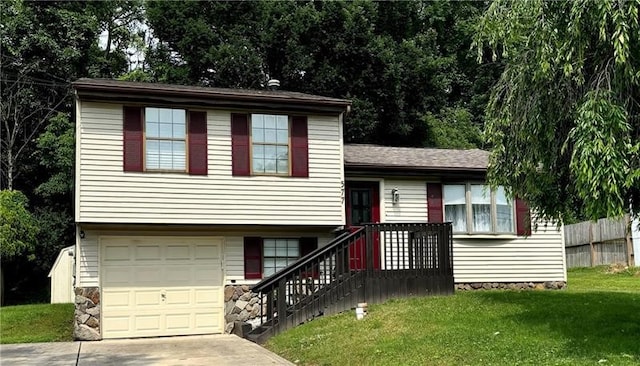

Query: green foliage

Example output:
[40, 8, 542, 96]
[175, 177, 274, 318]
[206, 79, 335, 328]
[423, 108, 482, 149]
[36, 113, 74, 199]
[0, 190, 39, 261]
[475, 0, 640, 221]
[144, 0, 495, 147]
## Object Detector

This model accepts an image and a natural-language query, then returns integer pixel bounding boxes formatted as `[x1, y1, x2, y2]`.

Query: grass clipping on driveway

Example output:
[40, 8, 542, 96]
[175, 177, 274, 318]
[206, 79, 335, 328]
[0, 303, 74, 344]
[266, 266, 640, 366]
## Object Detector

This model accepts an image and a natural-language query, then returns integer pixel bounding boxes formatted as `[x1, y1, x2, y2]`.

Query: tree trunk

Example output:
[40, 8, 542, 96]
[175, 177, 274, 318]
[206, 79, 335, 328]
[624, 214, 634, 266]
[6, 147, 13, 191]
[589, 222, 596, 267]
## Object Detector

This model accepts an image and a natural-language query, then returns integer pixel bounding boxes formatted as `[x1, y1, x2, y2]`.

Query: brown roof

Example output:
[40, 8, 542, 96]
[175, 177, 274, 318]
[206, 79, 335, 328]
[344, 144, 489, 172]
[72, 78, 351, 113]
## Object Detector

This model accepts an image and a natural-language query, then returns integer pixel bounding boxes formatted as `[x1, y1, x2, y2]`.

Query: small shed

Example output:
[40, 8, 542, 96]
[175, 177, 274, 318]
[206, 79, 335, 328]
[48, 246, 75, 303]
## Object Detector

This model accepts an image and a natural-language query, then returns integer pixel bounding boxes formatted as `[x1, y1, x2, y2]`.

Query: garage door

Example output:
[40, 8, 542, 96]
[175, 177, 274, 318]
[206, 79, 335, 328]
[101, 236, 224, 339]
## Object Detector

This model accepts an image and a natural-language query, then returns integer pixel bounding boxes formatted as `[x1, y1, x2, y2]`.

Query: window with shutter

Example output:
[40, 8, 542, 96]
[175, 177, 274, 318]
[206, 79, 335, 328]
[123, 106, 208, 174]
[428, 183, 530, 236]
[243, 236, 318, 279]
[232, 113, 308, 177]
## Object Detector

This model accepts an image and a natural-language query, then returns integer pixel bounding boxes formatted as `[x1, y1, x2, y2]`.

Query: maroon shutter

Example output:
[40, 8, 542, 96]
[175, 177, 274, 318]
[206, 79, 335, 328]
[188, 111, 208, 175]
[300, 237, 318, 257]
[515, 198, 531, 236]
[123, 106, 143, 172]
[300, 237, 318, 278]
[427, 183, 443, 223]
[244, 237, 262, 279]
[231, 113, 250, 176]
[290, 116, 309, 177]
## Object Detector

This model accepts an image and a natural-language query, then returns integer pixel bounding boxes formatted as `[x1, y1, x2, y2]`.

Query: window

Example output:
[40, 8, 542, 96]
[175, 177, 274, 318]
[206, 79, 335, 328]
[145, 107, 186, 171]
[243, 237, 318, 279]
[231, 113, 308, 177]
[251, 114, 289, 175]
[444, 184, 514, 234]
[263, 239, 299, 277]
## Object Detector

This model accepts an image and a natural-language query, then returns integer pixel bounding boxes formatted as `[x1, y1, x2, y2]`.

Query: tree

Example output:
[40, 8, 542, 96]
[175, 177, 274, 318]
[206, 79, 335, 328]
[0, 0, 97, 190]
[144, 0, 495, 148]
[0, 190, 39, 304]
[475, 0, 640, 221]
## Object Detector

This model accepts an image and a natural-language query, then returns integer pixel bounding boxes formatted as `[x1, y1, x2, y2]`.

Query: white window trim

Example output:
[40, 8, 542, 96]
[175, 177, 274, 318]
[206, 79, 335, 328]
[250, 113, 291, 176]
[143, 106, 188, 172]
[443, 183, 515, 235]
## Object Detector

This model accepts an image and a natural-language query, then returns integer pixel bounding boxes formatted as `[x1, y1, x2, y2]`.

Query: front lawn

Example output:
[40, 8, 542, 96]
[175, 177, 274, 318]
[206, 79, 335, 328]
[267, 266, 640, 365]
[0, 303, 74, 344]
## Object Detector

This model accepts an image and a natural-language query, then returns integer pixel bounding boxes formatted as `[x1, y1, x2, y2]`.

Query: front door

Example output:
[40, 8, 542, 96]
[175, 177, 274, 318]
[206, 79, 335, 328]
[346, 182, 380, 270]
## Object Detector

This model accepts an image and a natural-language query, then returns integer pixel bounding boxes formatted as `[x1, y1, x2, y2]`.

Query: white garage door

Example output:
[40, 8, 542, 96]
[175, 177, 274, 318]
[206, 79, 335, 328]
[101, 236, 224, 339]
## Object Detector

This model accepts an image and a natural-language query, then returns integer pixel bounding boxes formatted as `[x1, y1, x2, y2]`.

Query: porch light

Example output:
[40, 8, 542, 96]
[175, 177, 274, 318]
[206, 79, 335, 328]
[391, 188, 400, 204]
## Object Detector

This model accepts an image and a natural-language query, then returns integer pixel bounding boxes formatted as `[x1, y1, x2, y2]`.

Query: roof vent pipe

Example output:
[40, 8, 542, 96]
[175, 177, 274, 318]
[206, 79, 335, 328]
[267, 79, 280, 90]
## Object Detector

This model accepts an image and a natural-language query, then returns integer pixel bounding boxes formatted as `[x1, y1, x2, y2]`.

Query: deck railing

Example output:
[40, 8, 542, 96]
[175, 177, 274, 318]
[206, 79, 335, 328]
[246, 223, 453, 343]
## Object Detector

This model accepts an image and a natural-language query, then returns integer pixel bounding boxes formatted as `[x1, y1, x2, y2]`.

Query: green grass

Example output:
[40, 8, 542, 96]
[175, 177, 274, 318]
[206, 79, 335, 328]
[267, 266, 640, 365]
[0, 303, 75, 343]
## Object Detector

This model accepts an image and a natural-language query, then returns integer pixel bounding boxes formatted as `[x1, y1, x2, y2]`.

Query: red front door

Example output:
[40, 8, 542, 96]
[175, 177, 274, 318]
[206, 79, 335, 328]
[346, 182, 380, 270]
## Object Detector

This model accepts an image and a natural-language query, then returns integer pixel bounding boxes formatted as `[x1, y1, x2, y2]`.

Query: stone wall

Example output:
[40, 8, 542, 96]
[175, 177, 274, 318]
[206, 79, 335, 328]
[224, 285, 264, 334]
[74, 287, 101, 341]
[455, 281, 566, 291]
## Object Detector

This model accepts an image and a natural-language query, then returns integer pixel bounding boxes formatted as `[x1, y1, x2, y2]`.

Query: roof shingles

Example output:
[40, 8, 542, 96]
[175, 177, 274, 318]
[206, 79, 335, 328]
[344, 144, 488, 171]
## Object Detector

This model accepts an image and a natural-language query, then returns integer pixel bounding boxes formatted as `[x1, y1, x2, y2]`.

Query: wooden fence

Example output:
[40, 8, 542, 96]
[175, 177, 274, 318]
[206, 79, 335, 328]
[564, 216, 634, 268]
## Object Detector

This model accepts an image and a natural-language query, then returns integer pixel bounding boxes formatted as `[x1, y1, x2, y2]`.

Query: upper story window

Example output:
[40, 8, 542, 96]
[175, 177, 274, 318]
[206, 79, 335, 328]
[145, 107, 186, 171]
[123, 106, 207, 175]
[444, 184, 514, 234]
[251, 114, 289, 175]
[231, 113, 308, 177]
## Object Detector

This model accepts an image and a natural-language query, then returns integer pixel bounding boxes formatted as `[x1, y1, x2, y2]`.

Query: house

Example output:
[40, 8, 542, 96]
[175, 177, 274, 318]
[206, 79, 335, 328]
[72, 79, 566, 341]
[48, 245, 75, 303]
[343, 144, 566, 289]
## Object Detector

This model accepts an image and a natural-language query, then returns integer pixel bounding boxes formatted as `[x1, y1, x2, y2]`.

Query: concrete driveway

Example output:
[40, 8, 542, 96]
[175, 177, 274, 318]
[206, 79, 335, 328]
[0, 334, 294, 365]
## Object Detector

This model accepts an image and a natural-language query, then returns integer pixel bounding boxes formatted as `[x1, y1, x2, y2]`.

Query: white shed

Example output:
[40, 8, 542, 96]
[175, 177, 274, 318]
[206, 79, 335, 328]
[48, 246, 75, 303]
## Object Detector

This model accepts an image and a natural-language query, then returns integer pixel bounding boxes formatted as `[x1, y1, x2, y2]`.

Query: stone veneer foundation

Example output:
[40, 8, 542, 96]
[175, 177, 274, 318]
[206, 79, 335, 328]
[224, 285, 265, 334]
[74, 287, 101, 341]
[455, 281, 567, 291]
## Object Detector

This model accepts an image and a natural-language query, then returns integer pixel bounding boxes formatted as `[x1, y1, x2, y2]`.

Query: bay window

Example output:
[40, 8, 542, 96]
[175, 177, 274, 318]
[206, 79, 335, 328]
[444, 184, 514, 234]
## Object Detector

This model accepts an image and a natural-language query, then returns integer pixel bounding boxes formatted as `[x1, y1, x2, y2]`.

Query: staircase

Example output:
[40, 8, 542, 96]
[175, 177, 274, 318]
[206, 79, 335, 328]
[245, 223, 453, 344]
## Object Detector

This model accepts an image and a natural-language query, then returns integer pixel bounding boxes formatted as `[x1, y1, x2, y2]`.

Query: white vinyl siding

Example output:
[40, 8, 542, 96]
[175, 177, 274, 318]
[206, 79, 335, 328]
[376, 179, 566, 283]
[452, 220, 566, 283]
[77, 102, 344, 225]
[76, 226, 335, 287]
[383, 180, 428, 222]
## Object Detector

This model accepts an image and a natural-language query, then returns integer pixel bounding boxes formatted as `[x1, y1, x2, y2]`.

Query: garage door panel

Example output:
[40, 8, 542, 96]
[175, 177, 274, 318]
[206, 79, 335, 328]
[195, 312, 218, 329]
[104, 245, 130, 263]
[102, 316, 130, 334]
[195, 267, 221, 283]
[166, 245, 191, 260]
[165, 314, 191, 330]
[135, 245, 161, 261]
[165, 289, 191, 305]
[135, 315, 161, 332]
[101, 237, 224, 339]
[135, 290, 162, 306]
[195, 245, 220, 260]
[134, 267, 163, 285]
[165, 267, 192, 283]
[195, 289, 219, 305]
[103, 269, 132, 286]
[103, 290, 131, 307]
